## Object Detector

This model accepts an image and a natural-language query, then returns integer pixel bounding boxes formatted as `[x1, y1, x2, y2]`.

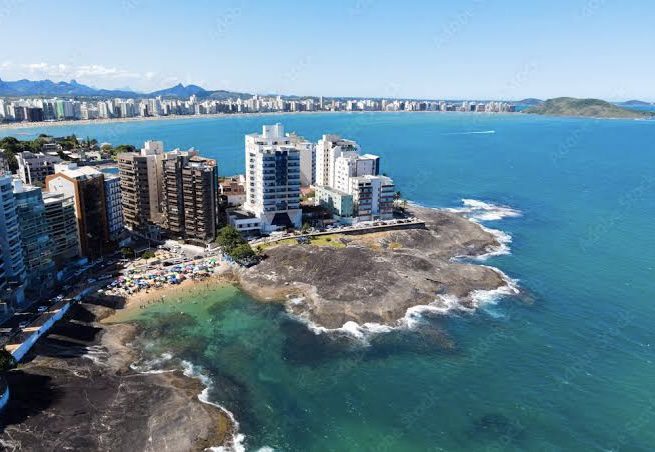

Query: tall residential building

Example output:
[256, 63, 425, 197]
[43, 192, 79, 266]
[333, 153, 380, 194]
[103, 173, 124, 241]
[313, 134, 392, 222]
[0, 175, 26, 306]
[118, 141, 165, 234]
[162, 152, 219, 243]
[287, 133, 315, 186]
[315, 135, 360, 188]
[16, 151, 62, 186]
[11, 180, 55, 289]
[244, 124, 302, 232]
[45, 167, 109, 259]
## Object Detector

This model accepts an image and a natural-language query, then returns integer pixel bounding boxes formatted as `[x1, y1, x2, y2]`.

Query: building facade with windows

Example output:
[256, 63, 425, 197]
[45, 167, 109, 259]
[0, 175, 26, 307]
[162, 151, 219, 243]
[16, 151, 62, 186]
[42, 192, 79, 266]
[244, 124, 302, 232]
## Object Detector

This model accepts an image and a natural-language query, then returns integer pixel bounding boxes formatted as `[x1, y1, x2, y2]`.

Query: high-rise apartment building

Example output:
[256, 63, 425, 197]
[0, 175, 26, 307]
[103, 173, 124, 242]
[313, 134, 392, 222]
[315, 134, 360, 188]
[244, 124, 302, 232]
[45, 166, 109, 259]
[42, 192, 79, 266]
[162, 151, 218, 243]
[287, 133, 315, 186]
[118, 141, 165, 235]
[11, 179, 55, 289]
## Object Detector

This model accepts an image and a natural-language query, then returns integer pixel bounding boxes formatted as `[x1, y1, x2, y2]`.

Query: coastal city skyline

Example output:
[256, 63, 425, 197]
[1, 2, 654, 451]
[1, 1, 654, 101]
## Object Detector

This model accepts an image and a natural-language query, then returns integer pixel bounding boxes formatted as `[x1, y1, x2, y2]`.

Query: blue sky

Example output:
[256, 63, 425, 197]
[0, 0, 653, 100]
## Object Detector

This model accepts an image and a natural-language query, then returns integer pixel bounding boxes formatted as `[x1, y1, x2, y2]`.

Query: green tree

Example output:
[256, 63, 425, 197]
[120, 247, 135, 258]
[0, 348, 16, 373]
[231, 243, 256, 261]
[141, 250, 156, 259]
[215, 225, 246, 252]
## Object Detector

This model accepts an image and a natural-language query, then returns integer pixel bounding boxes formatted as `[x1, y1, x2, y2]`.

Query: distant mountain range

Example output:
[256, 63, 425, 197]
[617, 99, 654, 106]
[0, 77, 251, 99]
[526, 97, 653, 119]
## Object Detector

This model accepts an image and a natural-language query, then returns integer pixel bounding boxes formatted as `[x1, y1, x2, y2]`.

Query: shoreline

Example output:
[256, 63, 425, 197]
[0, 109, 524, 133]
[0, 289, 238, 450]
[1, 109, 652, 134]
[1, 201, 521, 450]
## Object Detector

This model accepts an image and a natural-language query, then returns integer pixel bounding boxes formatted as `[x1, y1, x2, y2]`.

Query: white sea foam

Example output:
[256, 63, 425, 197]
[82, 345, 109, 364]
[300, 316, 394, 344]
[445, 199, 521, 260]
[447, 199, 522, 222]
[292, 199, 522, 338]
[129, 352, 176, 374]
[294, 268, 518, 339]
[180, 361, 246, 452]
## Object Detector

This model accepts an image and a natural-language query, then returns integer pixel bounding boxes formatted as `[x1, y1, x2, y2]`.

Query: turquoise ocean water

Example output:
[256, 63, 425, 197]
[3, 113, 655, 450]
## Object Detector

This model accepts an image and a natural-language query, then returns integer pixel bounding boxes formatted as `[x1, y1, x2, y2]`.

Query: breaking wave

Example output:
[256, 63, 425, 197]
[130, 351, 247, 451]
[180, 361, 247, 452]
[292, 199, 521, 341]
[447, 199, 522, 222]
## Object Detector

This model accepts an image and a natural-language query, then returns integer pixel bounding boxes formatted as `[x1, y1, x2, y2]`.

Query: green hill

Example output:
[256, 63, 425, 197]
[526, 97, 652, 119]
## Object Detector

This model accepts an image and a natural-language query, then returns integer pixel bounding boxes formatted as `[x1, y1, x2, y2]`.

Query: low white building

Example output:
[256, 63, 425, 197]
[350, 175, 395, 221]
[226, 208, 262, 234]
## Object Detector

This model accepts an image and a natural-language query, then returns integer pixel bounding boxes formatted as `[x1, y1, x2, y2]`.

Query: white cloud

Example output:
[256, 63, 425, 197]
[0, 61, 163, 89]
[0, 61, 209, 91]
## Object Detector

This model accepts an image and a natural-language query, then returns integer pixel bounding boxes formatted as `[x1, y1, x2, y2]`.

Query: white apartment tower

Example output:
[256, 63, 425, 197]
[244, 124, 302, 232]
[315, 134, 360, 188]
[0, 175, 26, 306]
[287, 133, 315, 186]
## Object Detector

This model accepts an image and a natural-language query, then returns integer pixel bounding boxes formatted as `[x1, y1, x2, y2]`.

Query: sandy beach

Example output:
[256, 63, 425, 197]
[0, 109, 521, 133]
[102, 270, 238, 323]
[0, 109, 346, 132]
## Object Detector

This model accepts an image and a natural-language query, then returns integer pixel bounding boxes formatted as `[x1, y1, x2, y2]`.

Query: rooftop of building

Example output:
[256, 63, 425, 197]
[43, 191, 73, 204]
[227, 208, 259, 220]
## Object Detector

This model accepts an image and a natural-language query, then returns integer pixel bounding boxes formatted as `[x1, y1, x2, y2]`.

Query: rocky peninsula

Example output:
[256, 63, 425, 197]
[238, 206, 514, 329]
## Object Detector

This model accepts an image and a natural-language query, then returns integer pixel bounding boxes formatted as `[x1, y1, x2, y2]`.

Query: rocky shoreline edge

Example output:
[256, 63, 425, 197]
[0, 299, 236, 451]
[237, 205, 519, 332]
[0, 203, 519, 450]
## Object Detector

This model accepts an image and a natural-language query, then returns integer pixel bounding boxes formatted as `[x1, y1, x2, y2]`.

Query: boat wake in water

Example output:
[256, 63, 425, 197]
[444, 130, 496, 135]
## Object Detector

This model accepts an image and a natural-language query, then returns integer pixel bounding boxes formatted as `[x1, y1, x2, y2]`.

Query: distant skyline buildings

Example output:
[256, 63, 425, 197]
[0, 2, 653, 101]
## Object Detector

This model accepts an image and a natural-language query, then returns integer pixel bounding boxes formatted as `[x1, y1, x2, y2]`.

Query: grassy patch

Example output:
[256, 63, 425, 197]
[388, 242, 402, 250]
[262, 233, 347, 250]
[310, 234, 346, 248]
